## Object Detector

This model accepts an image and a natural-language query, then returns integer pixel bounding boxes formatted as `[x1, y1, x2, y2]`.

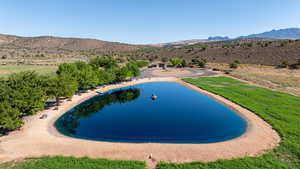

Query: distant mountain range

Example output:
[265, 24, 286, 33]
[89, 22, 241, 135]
[238, 28, 300, 39]
[151, 28, 300, 47]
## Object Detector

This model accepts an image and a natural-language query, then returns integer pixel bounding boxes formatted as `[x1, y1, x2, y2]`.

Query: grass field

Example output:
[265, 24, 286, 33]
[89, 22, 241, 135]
[1, 76, 300, 169]
[0, 65, 57, 78]
[209, 63, 300, 96]
[0, 156, 146, 169]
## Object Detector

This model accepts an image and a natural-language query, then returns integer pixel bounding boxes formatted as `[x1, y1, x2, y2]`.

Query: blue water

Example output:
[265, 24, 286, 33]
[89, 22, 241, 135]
[55, 82, 246, 143]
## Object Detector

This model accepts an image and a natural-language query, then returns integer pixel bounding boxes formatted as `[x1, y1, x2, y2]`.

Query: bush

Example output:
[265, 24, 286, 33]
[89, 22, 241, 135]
[198, 60, 206, 68]
[288, 59, 300, 69]
[89, 56, 117, 69]
[182, 59, 187, 67]
[289, 64, 299, 69]
[212, 68, 220, 71]
[224, 70, 231, 74]
[161, 57, 168, 62]
[234, 60, 240, 64]
[229, 62, 238, 69]
[278, 61, 289, 68]
[129, 60, 149, 68]
[191, 58, 207, 68]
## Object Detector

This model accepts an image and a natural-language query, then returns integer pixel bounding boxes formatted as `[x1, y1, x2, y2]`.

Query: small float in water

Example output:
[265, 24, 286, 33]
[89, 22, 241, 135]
[96, 90, 104, 95]
[151, 94, 157, 100]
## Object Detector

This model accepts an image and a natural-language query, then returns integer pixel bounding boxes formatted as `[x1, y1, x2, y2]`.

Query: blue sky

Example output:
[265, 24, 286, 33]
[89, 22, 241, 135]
[0, 0, 300, 44]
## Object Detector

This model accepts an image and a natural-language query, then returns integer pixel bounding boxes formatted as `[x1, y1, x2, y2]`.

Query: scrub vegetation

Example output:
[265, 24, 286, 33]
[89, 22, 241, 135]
[156, 76, 300, 169]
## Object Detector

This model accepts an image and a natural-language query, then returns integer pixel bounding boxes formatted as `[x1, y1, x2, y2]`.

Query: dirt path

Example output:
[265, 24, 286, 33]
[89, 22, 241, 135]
[0, 77, 280, 168]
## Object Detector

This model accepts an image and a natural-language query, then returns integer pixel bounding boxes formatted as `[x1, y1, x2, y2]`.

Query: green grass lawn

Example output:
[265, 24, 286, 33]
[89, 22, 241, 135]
[1, 76, 300, 169]
[156, 76, 300, 169]
[0, 65, 57, 78]
[0, 156, 146, 169]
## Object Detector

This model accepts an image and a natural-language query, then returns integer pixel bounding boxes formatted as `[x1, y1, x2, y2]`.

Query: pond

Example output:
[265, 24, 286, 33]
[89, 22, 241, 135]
[55, 82, 246, 143]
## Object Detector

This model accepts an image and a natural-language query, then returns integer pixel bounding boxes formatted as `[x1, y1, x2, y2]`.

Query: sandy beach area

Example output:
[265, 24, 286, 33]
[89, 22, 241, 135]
[0, 77, 280, 167]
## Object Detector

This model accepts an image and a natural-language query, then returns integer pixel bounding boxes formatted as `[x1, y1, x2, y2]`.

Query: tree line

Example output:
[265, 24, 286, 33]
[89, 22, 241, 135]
[0, 57, 148, 134]
[168, 57, 207, 68]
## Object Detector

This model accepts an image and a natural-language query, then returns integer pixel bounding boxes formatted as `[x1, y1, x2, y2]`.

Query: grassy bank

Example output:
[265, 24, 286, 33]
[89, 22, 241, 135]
[0, 156, 146, 169]
[0, 65, 57, 78]
[157, 76, 300, 169]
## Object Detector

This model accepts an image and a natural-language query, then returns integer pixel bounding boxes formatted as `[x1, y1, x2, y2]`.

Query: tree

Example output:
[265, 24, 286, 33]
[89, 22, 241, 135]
[161, 57, 168, 63]
[0, 102, 22, 132]
[115, 66, 130, 81]
[182, 59, 187, 67]
[191, 58, 207, 68]
[102, 69, 117, 83]
[126, 63, 140, 77]
[57, 62, 98, 89]
[234, 60, 240, 64]
[90, 56, 117, 69]
[169, 57, 183, 67]
[57, 62, 79, 81]
[229, 62, 238, 69]
[0, 78, 9, 102]
[198, 60, 206, 68]
[96, 69, 109, 85]
[129, 60, 149, 68]
[59, 62, 99, 89]
[43, 74, 78, 108]
[278, 61, 289, 68]
[6, 71, 46, 116]
[0, 79, 22, 132]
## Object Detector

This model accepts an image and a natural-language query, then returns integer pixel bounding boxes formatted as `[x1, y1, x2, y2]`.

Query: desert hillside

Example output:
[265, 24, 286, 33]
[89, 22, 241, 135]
[1, 34, 300, 66]
[0, 34, 143, 59]
[131, 38, 300, 65]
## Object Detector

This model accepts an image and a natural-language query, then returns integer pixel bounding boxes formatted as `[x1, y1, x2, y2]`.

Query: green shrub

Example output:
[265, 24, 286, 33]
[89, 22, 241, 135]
[169, 57, 183, 67]
[161, 57, 168, 62]
[197, 59, 207, 68]
[278, 61, 289, 68]
[229, 62, 238, 69]
[182, 59, 187, 67]
[234, 60, 240, 64]
[130, 60, 149, 68]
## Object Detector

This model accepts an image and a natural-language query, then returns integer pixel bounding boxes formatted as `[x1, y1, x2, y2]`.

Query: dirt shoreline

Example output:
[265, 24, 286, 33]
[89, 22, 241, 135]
[0, 77, 280, 168]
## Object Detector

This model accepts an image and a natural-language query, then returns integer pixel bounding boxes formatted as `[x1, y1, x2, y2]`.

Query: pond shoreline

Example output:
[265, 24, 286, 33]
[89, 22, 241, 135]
[0, 77, 280, 167]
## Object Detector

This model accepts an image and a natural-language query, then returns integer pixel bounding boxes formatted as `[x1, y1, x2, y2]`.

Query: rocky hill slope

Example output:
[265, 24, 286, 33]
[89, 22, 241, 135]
[0, 34, 143, 59]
